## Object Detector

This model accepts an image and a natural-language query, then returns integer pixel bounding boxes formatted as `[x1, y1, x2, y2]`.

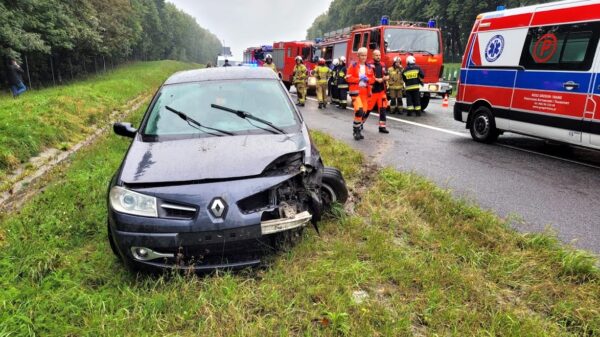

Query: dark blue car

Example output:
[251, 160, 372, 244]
[108, 67, 348, 272]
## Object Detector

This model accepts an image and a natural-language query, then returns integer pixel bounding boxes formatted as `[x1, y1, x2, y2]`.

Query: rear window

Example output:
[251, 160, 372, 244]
[520, 22, 600, 71]
[143, 80, 299, 139]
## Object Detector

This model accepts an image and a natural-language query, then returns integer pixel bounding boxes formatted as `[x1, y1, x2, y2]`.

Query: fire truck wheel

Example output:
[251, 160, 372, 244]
[420, 93, 430, 111]
[469, 106, 500, 143]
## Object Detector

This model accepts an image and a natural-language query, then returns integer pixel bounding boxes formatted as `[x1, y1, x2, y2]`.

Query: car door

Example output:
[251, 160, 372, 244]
[511, 21, 600, 144]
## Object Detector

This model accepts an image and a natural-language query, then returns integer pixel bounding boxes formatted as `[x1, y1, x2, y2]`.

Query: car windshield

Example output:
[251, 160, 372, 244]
[143, 79, 299, 138]
[384, 28, 440, 54]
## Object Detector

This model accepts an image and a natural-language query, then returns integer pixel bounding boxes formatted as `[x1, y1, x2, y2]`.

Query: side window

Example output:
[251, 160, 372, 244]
[362, 33, 369, 48]
[352, 33, 361, 52]
[520, 22, 600, 71]
[287, 48, 292, 58]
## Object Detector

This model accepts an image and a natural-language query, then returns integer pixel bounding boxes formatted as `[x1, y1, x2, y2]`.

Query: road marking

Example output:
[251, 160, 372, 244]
[298, 95, 600, 170]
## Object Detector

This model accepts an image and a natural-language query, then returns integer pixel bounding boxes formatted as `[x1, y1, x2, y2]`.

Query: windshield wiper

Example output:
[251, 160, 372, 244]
[210, 104, 285, 135]
[410, 50, 434, 56]
[165, 106, 235, 136]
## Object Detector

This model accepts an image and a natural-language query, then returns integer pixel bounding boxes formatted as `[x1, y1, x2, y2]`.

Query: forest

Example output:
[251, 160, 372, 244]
[0, 0, 221, 88]
[306, 0, 554, 62]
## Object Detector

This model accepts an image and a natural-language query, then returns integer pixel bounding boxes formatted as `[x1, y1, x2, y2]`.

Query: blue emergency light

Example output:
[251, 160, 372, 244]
[315, 38, 323, 43]
[496, 5, 506, 10]
[428, 19, 436, 28]
[381, 16, 389, 26]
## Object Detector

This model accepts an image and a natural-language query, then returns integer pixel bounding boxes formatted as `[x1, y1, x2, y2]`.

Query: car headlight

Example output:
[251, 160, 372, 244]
[109, 186, 158, 217]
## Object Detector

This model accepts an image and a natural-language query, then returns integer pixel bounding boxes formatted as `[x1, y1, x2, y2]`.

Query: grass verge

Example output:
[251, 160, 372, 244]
[0, 107, 598, 336]
[0, 60, 198, 179]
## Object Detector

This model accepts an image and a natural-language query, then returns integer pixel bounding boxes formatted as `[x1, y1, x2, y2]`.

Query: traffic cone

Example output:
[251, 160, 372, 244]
[442, 94, 449, 108]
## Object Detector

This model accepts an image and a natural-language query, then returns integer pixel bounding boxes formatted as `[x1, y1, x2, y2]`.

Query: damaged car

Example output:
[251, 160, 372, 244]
[107, 67, 348, 272]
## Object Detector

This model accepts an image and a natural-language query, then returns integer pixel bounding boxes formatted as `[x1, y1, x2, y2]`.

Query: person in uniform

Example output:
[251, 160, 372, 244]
[402, 55, 425, 116]
[329, 58, 340, 106]
[387, 56, 405, 114]
[313, 58, 331, 109]
[346, 47, 374, 140]
[292, 56, 308, 107]
[365, 50, 389, 134]
[336, 56, 348, 109]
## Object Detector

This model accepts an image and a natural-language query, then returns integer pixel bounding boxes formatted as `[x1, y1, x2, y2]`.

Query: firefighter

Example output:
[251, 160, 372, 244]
[313, 58, 331, 109]
[387, 56, 405, 114]
[402, 55, 425, 116]
[337, 56, 348, 109]
[346, 47, 374, 141]
[292, 56, 308, 107]
[365, 49, 390, 134]
[263, 54, 277, 73]
[329, 58, 340, 106]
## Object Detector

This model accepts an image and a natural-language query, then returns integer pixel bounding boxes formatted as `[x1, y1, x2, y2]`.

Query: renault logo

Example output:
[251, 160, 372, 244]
[209, 198, 228, 218]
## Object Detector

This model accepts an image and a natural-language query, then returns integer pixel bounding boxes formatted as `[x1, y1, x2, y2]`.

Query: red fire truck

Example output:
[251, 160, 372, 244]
[271, 41, 318, 93]
[315, 19, 450, 110]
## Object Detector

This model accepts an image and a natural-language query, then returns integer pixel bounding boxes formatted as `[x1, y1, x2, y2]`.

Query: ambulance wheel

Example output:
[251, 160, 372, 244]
[420, 93, 430, 111]
[470, 106, 499, 143]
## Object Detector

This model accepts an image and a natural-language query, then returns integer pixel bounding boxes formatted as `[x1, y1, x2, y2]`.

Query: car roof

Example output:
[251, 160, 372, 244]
[164, 67, 279, 85]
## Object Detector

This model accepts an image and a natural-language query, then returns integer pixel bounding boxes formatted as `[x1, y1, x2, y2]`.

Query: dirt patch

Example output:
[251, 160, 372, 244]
[0, 94, 149, 213]
[343, 161, 380, 215]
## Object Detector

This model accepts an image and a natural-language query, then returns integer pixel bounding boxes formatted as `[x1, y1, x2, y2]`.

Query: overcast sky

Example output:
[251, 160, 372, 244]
[166, 0, 333, 60]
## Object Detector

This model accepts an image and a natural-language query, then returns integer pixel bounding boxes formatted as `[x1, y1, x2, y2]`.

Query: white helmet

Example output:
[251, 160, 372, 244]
[339, 56, 346, 63]
[266, 54, 273, 60]
[295, 55, 303, 62]
[332, 58, 339, 66]
[393, 56, 401, 64]
[407, 55, 416, 64]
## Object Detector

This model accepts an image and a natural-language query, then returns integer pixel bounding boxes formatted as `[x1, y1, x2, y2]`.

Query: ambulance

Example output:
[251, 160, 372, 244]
[454, 0, 600, 150]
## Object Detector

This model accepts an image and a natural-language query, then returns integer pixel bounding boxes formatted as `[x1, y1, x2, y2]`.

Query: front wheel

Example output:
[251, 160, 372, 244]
[321, 167, 348, 209]
[469, 106, 500, 143]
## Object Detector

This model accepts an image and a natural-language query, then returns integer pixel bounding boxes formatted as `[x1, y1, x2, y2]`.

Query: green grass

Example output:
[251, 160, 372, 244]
[0, 103, 599, 336]
[443, 63, 461, 81]
[0, 60, 199, 180]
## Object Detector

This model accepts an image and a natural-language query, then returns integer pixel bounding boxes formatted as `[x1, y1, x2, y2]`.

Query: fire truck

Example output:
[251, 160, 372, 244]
[242, 45, 273, 66]
[315, 18, 450, 110]
[271, 41, 318, 93]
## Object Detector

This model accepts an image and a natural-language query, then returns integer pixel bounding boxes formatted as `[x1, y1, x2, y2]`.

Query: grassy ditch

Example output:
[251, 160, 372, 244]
[0, 60, 198, 180]
[0, 103, 598, 336]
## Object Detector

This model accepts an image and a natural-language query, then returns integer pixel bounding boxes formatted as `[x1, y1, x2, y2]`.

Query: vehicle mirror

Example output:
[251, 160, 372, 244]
[113, 122, 137, 138]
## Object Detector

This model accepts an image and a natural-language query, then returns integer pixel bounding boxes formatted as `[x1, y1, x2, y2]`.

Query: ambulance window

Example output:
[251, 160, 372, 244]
[352, 34, 361, 52]
[362, 33, 369, 48]
[562, 32, 591, 63]
[520, 22, 600, 71]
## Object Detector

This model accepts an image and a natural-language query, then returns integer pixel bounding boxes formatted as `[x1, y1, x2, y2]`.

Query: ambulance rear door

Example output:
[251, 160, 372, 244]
[585, 33, 600, 148]
[511, 4, 600, 144]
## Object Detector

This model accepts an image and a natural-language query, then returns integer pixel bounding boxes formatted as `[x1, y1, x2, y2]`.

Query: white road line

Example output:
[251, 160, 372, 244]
[298, 95, 600, 170]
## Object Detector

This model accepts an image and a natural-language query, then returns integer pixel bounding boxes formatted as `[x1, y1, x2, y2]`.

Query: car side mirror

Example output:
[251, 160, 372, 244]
[113, 122, 137, 138]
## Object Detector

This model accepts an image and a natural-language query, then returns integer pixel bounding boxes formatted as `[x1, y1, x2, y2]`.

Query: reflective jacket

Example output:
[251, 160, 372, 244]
[314, 65, 331, 84]
[387, 66, 404, 90]
[337, 64, 348, 88]
[292, 64, 308, 83]
[402, 64, 425, 91]
[263, 62, 277, 73]
[346, 62, 374, 96]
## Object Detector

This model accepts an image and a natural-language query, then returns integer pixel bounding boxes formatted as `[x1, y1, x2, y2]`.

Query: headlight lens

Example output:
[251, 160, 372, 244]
[110, 186, 157, 217]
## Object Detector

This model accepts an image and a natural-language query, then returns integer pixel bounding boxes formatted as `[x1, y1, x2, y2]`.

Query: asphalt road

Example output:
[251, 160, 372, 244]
[295, 92, 600, 254]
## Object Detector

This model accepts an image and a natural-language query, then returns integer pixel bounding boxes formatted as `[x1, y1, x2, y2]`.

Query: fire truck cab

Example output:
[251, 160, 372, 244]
[272, 41, 318, 92]
[316, 19, 449, 110]
[455, 0, 600, 150]
[242, 45, 273, 66]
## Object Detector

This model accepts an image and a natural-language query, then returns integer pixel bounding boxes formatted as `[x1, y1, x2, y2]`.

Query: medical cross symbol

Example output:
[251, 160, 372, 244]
[485, 35, 504, 62]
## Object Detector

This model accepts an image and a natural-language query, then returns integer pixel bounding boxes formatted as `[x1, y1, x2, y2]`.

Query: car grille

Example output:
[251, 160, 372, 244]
[159, 202, 197, 219]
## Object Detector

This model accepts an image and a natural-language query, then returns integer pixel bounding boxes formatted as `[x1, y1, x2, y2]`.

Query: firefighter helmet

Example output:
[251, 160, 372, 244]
[332, 58, 339, 66]
[393, 56, 401, 64]
[339, 56, 346, 63]
[295, 56, 303, 62]
[266, 54, 273, 60]
[318, 58, 326, 65]
[407, 55, 416, 64]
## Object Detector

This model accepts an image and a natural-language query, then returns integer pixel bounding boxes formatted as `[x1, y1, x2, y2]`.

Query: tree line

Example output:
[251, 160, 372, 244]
[0, 0, 222, 89]
[306, 0, 554, 62]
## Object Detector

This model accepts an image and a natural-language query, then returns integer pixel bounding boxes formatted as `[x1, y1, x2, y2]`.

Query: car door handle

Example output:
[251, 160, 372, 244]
[563, 81, 579, 90]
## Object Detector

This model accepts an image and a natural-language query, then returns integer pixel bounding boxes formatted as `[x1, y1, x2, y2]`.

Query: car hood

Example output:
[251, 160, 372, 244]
[120, 133, 307, 184]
